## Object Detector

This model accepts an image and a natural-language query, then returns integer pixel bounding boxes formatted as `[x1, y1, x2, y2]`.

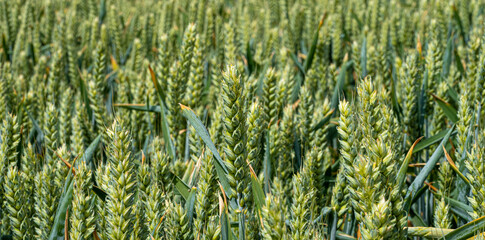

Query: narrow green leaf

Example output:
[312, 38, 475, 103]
[80, 135, 102, 166]
[311, 110, 335, 131]
[249, 164, 265, 215]
[174, 175, 190, 200]
[445, 216, 485, 240]
[185, 187, 197, 227]
[442, 35, 453, 79]
[443, 146, 470, 186]
[414, 129, 457, 153]
[350, 10, 362, 29]
[360, 37, 367, 78]
[303, 14, 326, 72]
[447, 83, 459, 103]
[451, 206, 474, 223]
[433, 194, 474, 214]
[418, 69, 428, 130]
[410, 213, 427, 227]
[219, 185, 233, 240]
[289, 51, 305, 75]
[432, 190, 473, 222]
[331, 61, 353, 112]
[397, 137, 423, 189]
[239, 211, 246, 240]
[454, 47, 466, 76]
[329, 210, 338, 240]
[451, 4, 466, 45]
[48, 166, 75, 240]
[246, 39, 255, 75]
[404, 126, 454, 210]
[78, 71, 93, 121]
[263, 136, 271, 194]
[390, 59, 403, 119]
[432, 94, 458, 123]
[149, 65, 176, 161]
[180, 104, 233, 198]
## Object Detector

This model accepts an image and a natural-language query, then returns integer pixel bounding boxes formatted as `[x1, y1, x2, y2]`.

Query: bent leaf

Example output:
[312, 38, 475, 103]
[180, 104, 233, 198]
[149, 65, 176, 161]
[432, 94, 458, 123]
[404, 126, 454, 211]
[397, 136, 423, 189]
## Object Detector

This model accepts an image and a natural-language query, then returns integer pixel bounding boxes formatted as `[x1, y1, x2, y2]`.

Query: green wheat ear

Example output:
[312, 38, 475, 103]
[70, 161, 96, 240]
[34, 163, 59, 239]
[1, 113, 20, 168]
[4, 166, 29, 239]
[290, 173, 312, 240]
[195, 151, 219, 233]
[105, 120, 136, 240]
[262, 179, 287, 239]
[221, 65, 249, 204]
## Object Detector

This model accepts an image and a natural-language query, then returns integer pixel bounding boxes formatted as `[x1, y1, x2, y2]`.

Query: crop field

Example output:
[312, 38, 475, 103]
[1, 0, 485, 239]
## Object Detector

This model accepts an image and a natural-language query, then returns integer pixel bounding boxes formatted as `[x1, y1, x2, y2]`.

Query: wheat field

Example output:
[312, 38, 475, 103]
[0, 0, 485, 239]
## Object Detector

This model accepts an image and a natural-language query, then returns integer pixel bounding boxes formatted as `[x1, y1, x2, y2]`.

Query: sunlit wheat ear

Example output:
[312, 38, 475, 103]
[70, 161, 95, 240]
[1, 113, 20, 168]
[105, 120, 136, 240]
[4, 166, 29, 239]
[360, 197, 396, 240]
[34, 163, 59, 239]
[434, 197, 451, 229]
[144, 175, 164, 239]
